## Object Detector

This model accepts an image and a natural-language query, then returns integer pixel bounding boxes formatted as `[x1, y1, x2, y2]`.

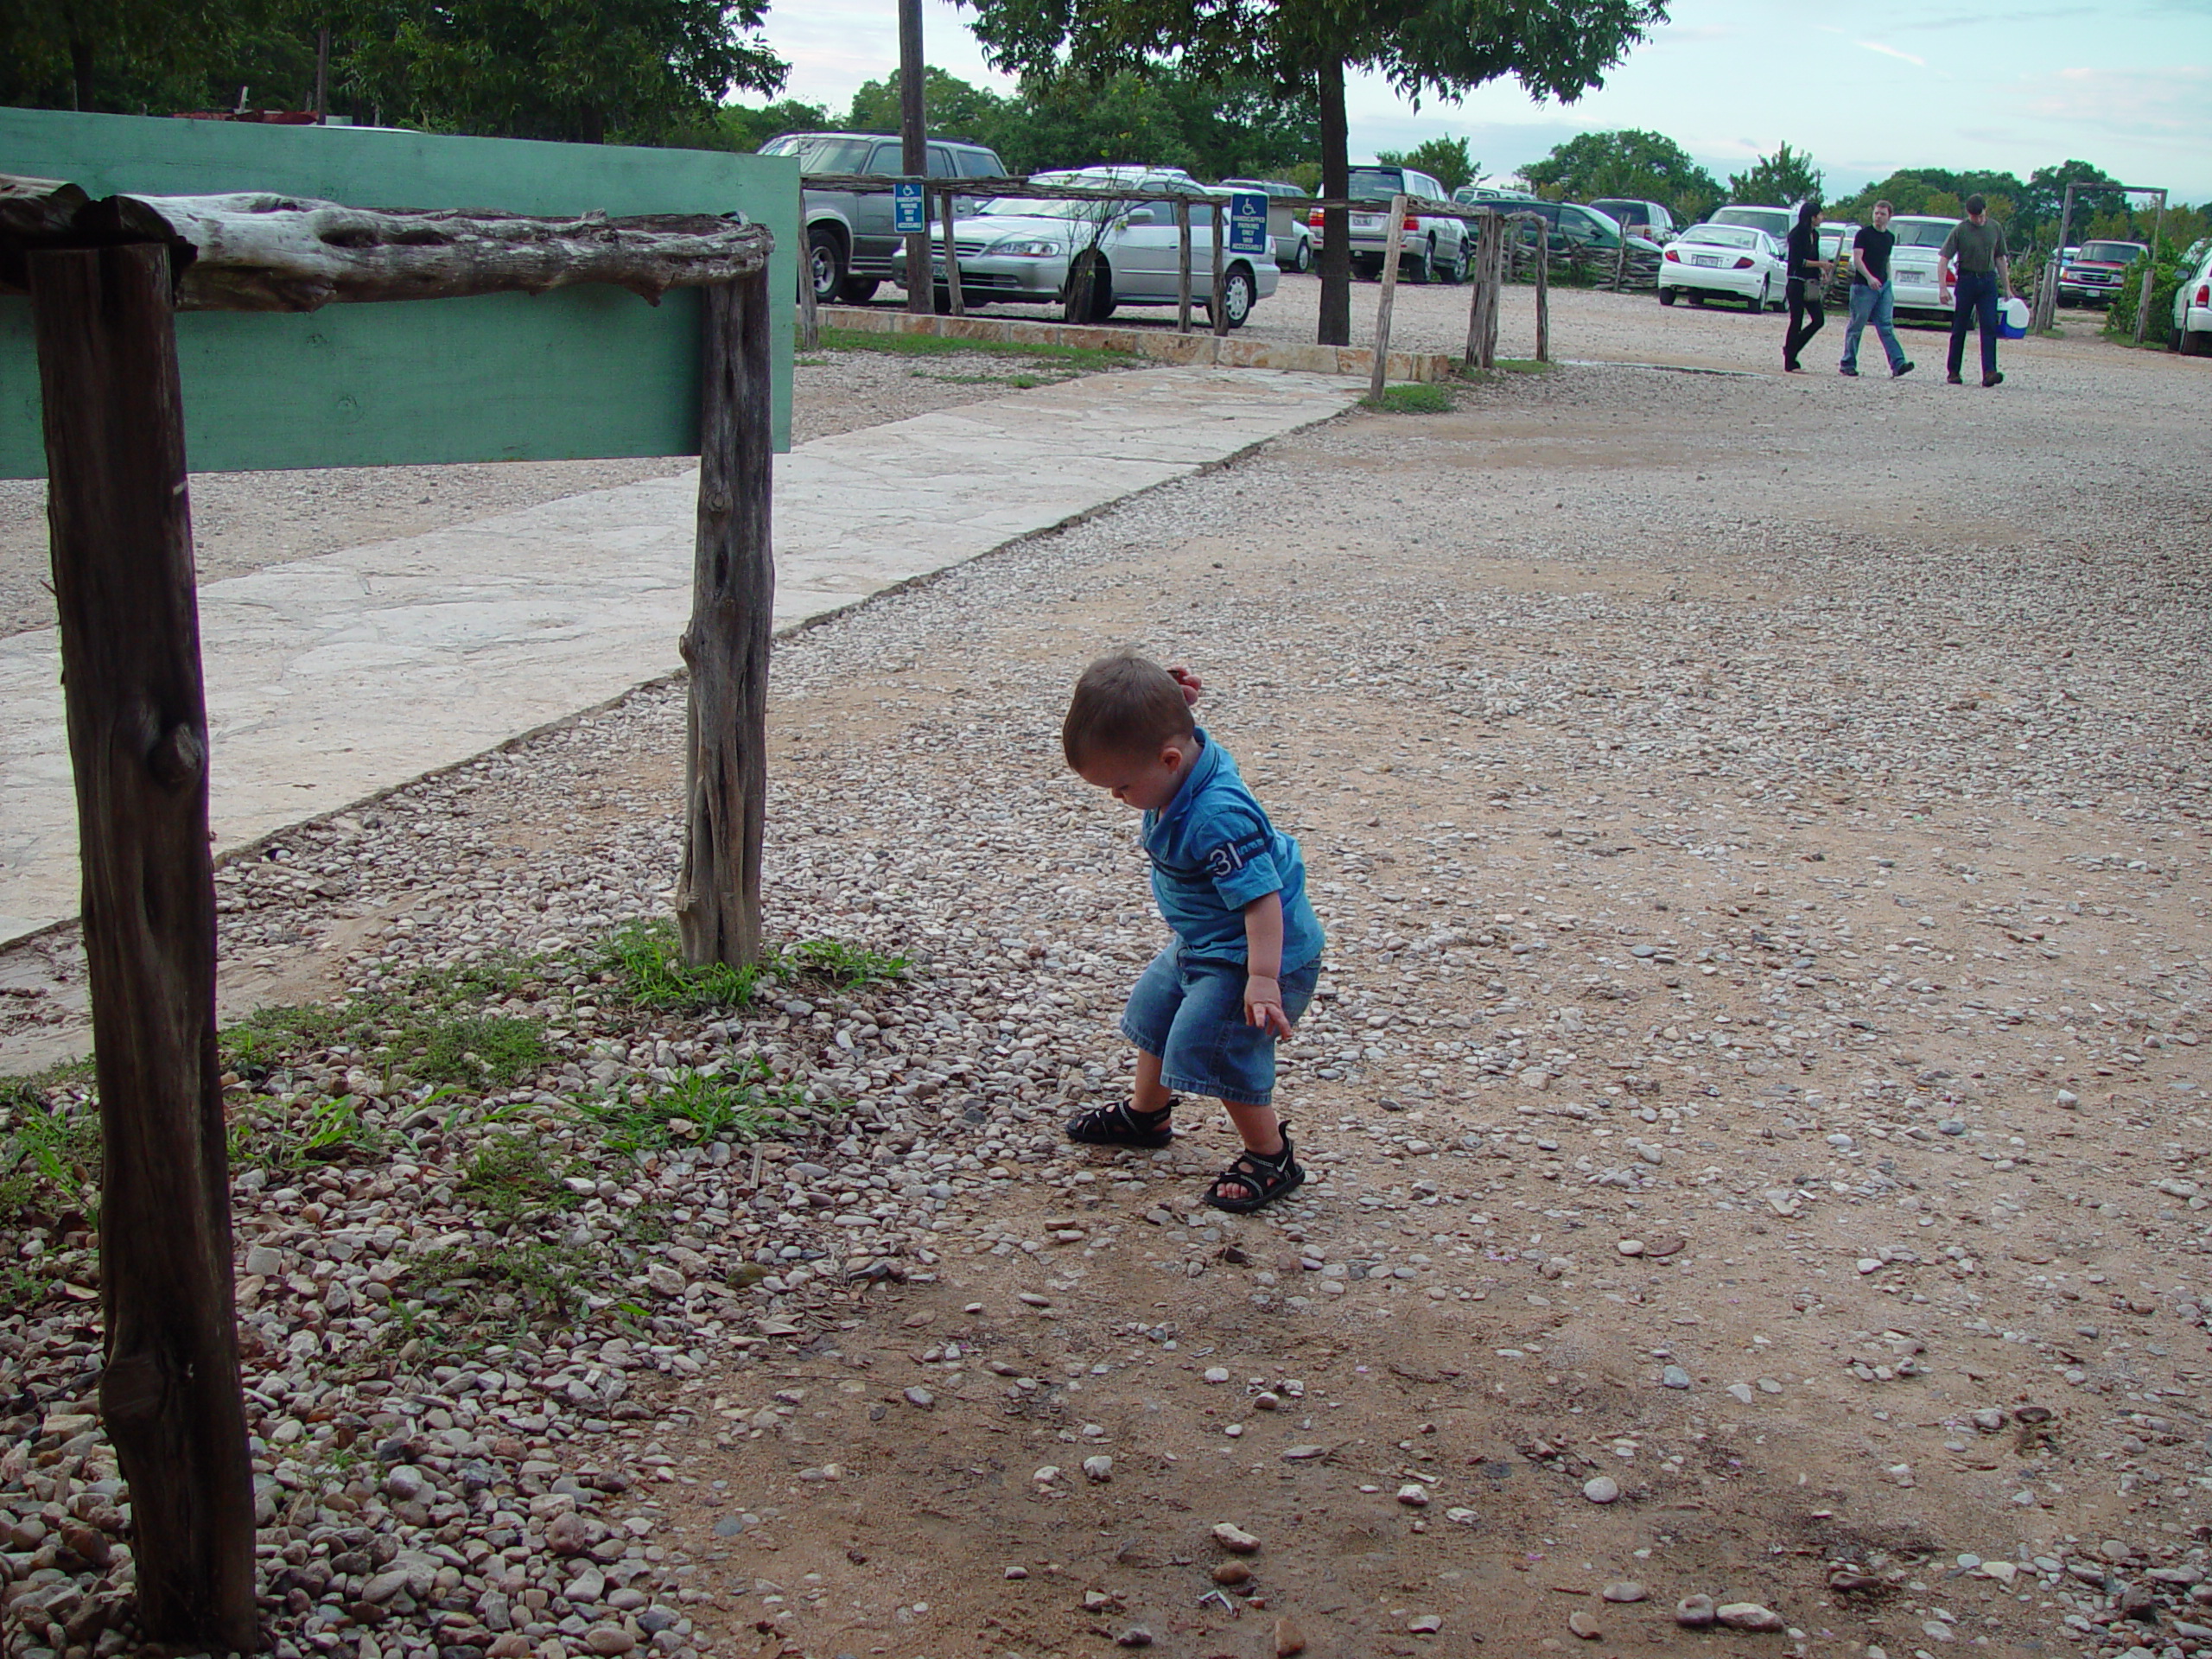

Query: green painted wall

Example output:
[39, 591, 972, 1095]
[0, 108, 797, 476]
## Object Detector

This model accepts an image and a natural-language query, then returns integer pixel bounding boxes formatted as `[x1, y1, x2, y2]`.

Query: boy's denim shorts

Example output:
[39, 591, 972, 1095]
[1120, 946, 1320, 1107]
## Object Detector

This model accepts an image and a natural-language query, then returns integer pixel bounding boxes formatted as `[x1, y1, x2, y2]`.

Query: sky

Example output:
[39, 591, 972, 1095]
[747, 0, 2212, 202]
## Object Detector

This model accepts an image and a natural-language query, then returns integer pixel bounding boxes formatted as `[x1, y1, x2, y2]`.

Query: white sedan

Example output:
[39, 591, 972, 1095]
[1885, 215, 1959, 321]
[2173, 239, 2212, 357]
[1657, 224, 1785, 310]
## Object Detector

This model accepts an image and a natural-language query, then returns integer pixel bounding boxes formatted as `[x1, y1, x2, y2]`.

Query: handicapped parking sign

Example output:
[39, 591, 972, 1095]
[893, 181, 926, 234]
[1226, 191, 1269, 257]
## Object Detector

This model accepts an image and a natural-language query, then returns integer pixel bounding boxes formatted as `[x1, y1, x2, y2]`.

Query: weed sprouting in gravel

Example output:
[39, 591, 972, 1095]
[398, 1238, 595, 1351]
[1365, 383, 1457, 413]
[785, 938, 909, 988]
[599, 918, 907, 1013]
[221, 1004, 351, 1078]
[228, 1093, 385, 1173]
[569, 1056, 821, 1154]
[0, 1071, 100, 1225]
[459, 1132, 582, 1225]
[396, 1012, 550, 1088]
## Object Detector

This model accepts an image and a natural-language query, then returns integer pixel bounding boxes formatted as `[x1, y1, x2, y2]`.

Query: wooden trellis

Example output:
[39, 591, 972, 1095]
[0, 174, 775, 1649]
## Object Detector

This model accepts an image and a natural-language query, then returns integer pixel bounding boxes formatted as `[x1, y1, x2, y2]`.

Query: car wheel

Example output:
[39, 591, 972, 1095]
[1208, 267, 1256, 328]
[1658, 286, 1677, 307]
[1292, 233, 1313, 273]
[806, 227, 845, 304]
[1754, 276, 1770, 312]
[1688, 290, 1706, 307]
[835, 275, 880, 303]
[2183, 327, 2212, 358]
[1402, 242, 1431, 285]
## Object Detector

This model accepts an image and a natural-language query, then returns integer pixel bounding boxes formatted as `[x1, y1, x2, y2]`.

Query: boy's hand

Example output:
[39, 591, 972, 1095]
[1244, 974, 1294, 1039]
[1168, 665, 1203, 709]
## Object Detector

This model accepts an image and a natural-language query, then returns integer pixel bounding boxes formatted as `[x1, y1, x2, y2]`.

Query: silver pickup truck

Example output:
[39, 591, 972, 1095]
[759, 130, 1009, 303]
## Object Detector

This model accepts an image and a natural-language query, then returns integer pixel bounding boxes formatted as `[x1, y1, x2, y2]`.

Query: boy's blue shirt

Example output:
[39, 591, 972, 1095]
[1141, 728, 1324, 970]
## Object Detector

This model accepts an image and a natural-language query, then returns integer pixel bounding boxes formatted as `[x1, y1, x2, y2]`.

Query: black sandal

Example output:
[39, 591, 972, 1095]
[1065, 1096, 1177, 1149]
[1203, 1129, 1304, 1214]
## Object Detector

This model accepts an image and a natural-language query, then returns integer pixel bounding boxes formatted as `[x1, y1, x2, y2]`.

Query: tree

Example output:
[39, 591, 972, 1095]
[1, 0, 287, 116]
[846, 65, 1013, 143]
[1520, 128, 1719, 220]
[2022, 160, 2125, 244]
[1726, 142, 1822, 207]
[998, 69, 1196, 172]
[1377, 136, 1475, 193]
[959, 0, 1669, 345]
[1149, 66, 1319, 181]
[703, 97, 834, 151]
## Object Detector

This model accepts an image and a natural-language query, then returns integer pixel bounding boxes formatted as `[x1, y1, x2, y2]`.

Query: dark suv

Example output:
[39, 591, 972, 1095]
[759, 130, 1009, 302]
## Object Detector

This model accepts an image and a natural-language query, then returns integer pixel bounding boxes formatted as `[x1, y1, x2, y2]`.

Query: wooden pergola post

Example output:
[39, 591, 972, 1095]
[1535, 226, 1551, 363]
[675, 262, 776, 966]
[26, 239, 257, 1652]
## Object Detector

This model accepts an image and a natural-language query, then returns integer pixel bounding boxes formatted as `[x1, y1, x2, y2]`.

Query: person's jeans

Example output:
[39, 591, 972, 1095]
[1948, 270, 1999, 378]
[1842, 280, 1909, 372]
[1783, 277, 1824, 367]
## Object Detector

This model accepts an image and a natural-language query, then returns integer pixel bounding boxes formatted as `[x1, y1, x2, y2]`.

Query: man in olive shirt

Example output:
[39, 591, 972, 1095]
[1939, 194, 2015, 387]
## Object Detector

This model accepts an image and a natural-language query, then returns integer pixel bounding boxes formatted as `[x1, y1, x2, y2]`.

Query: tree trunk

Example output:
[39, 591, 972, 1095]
[675, 266, 775, 968]
[1316, 58, 1351, 347]
[27, 240, 257, 1653]
[899, 0, 932, 313]
[68, 23, 93, 111]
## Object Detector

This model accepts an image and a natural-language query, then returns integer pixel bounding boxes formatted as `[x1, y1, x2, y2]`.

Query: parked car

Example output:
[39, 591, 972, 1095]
[2058, 239, 2149, 307]
[759, 130, 1009, 303]
[1513, 200, 1662, 261]
[1454, 184, 1539, 207]
[1656, 222, 1786, 310]
[1885, 214, 1959, 320]
[1308, 163, 1469, 283]
[1590, 197, 1679, 244]
[2172, 238, 2212, 356]
[1707, 203, 1796, 244]
[925, 169, 1279, 327]
[1222, 178, 1313, 272]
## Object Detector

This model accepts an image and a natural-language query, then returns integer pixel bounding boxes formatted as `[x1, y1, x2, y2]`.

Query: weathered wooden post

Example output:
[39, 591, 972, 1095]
[939, 187, 964, 318]
[1369, 193, 1408, 399]
[2134, 189, 2165, 347]
[798, 247, 820, 351]
[676, 262, 776, 967]
[1210, 199, 1228, 337]
[27, 238, 257, 1653]
[1175, 197, 1192, 334]
[1535, 224, 1551, 363]
[1465, 213, 1503, 372]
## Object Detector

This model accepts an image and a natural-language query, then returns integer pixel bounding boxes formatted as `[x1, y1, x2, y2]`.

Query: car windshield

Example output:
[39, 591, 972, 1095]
[2080, 241, 2144, 264]
[1592, 200, 1643, 220]
[1348, 168, 1406, 201]
[1681, 226, 1758, 249]
[1892, 219, 1956, 247]
[763, 135, 880, 175]
[977, 197, 1128, 219]
[1713, 207, 1789, 234]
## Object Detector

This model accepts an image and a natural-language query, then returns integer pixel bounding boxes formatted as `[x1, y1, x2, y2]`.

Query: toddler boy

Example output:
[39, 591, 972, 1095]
[1060, 652, 1323, 1212]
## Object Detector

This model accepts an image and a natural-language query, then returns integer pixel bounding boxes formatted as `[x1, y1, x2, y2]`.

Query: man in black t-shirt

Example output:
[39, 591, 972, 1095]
[1840, 200, 1913, 378]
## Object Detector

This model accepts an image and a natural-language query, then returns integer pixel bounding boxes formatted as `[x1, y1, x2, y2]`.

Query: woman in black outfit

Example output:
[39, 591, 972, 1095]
[1783, 199, 1827, 372]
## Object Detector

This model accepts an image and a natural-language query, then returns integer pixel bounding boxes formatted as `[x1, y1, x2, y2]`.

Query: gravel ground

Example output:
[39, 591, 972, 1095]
[0, 346, 1121, 637]
[3, 332, 2211, 1659]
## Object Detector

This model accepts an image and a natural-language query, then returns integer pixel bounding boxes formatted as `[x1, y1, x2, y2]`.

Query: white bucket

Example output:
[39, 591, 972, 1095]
[1999, 296, 2030, 339]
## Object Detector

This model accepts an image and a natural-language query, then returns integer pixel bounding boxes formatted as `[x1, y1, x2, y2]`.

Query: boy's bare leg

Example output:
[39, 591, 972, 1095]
[1221, 1101, 1285, 1156]
[1133, 1051, 1174, 1116]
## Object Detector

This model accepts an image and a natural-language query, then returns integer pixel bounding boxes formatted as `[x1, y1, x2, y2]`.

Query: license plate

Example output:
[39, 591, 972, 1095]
[1693, 254, 1721, 267]
[1352, 214, 1382, 230]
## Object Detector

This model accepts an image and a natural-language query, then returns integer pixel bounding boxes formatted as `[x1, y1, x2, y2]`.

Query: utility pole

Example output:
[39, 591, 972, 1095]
[899, 0, 931, 314]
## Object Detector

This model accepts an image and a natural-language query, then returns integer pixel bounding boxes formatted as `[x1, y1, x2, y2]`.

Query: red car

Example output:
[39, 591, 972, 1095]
[2058, 239, 2146, 307]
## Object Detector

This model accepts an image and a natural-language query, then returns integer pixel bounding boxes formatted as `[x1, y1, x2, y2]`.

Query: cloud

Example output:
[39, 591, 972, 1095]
[2019, 64, 2212, 142]
[1857, 40, 1929, 67]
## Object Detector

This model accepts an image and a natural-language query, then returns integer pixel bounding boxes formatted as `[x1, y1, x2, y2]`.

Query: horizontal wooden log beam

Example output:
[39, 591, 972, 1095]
[0, 175, 772, 312]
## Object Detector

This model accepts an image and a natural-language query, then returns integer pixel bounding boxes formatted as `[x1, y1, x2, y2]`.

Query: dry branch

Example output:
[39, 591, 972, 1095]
[0, 174, 772, 312]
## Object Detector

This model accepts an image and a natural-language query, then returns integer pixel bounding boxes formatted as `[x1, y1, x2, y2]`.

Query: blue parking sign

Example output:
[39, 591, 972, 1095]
[1226, 191, 1269, 257]
[893, 181, 926, 234]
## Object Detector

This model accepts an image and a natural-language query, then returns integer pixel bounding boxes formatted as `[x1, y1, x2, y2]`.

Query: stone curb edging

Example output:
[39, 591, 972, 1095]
[813, 304, 1458, 384]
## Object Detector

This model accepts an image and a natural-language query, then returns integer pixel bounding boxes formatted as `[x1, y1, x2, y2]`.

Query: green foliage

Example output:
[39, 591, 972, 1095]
[459, 1132, 582, 1224]
[229, 1091, 385, 1173]
[1519, 129, 1721, 223]
[784, 938, 910, 988]
[701, 97, 833, 151]
[2102, 245, 2187, 346]
[1363, 383, 1455, 413]
[598, 915, 906, 1014]
[221, 1002, 350, 1077]
[1376, 137, 1476, 194]
[398, 1013, 550, 1089]
[569, 1057, 820, 1154]
[1002, 68, 1198, 173]
[0, 1074, 100, 1224]
[0, 0, 283, 116]
[1726, 143, 1823, 208]
[1830, 168, 2024, 232]
[846, 65, 1014, 144]
[401, 1237, 594, 1348]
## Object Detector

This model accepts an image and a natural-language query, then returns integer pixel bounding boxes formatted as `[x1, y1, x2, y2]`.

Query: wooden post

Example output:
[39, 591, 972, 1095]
[1535, 226, 1550, 364]
[2135, 190, 2165, 347]
[2042, 182, 2078, 333]
[1175, 197, 1192, 334]
[940, 188, 964, 318]
[1611, 233, 1628, 294]
[798, 245, 820, 352]
[1465, 213, 1502, 371]
[898, 0, 931, 314]
[677, 264, 775, 967]
[1484, 222, 1506, 368]
[26, 240, 257, 1652]
[1210, 201, 1227, 337]
[1370, 193, 1408, 398]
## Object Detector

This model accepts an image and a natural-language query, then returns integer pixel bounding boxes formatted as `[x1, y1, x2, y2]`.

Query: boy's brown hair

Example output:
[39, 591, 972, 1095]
[1062, 651, 1195, 768]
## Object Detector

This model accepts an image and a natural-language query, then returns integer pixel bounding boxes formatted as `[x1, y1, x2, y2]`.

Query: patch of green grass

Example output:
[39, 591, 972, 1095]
[569, 1057, 822, 1154]
[0, 1075, 101, 1224]
[397, 1012, 550, 1089]
[458, 1132, 582, 1225]
[221, 1003, 353, 1077]
[785, 938, 908, 988]
[403, 952, 547, 1011]
[401, 1238, 595, 1349]
[599, 918, 772, 1014]
[794, 354, 830, 366]
[229, 1092, 385, 1173]
[1363, 383, 1457, 414]
[819, 325, 1134, 373]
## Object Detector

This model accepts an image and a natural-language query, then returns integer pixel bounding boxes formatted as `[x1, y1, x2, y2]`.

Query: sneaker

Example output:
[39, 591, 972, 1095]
[1982, 371, 2005, 388]
[1946, 372, 1964, 385]
[1838, 365, 1859, 377]
[1783, 363, 1805, 374]
[1892, 361, 1915, 378]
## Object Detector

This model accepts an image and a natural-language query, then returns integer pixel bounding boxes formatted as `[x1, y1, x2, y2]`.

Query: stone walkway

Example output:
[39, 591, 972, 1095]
[0, 365, 1357, 944]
